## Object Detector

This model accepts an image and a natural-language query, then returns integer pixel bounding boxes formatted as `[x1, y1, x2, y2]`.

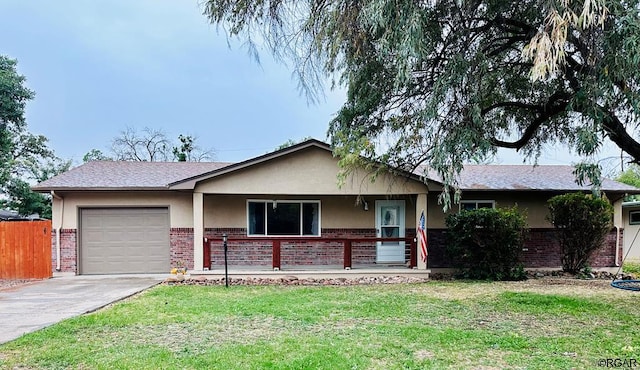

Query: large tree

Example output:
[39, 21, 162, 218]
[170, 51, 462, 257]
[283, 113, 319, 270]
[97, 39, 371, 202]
[1, 56, 53, 183]
[111, 126, 172, 161]
[1, 157, 72, 218]
[172, 134, 215, 162]
[102, 127, 215, 162]
[203, 0, 640, 207]
[0, 55, 63, 217]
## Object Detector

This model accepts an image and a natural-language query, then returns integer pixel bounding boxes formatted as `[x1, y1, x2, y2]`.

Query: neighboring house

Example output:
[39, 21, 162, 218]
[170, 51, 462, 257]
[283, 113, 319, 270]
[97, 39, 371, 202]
[0, 209, 19, 220]
[622, 201, 640, 262]
[33, 139, 640, 275]
[0, 209, 40, 221]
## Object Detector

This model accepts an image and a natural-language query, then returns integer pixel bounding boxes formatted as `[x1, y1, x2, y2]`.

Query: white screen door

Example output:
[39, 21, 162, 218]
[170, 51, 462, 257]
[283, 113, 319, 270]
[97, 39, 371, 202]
[375, 200, 406, 263]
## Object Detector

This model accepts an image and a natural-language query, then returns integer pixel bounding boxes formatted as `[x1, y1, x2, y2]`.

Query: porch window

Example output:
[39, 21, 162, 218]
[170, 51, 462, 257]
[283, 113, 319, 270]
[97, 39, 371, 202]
[460, 200, 495, 211]
[630, 211, 640, 225]
[248, 200, 320, 236]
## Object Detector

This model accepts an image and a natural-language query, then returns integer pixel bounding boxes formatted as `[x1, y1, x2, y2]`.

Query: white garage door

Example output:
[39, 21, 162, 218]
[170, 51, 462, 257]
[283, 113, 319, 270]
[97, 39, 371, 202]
[80, 208, 170, 274]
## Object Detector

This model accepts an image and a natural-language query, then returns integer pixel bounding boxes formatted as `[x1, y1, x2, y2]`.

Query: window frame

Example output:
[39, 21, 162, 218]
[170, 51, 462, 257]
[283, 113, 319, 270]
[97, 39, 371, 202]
[246, 199, 322, 237]
[459, 200, 496, 211]
[630, 210, 640, 225]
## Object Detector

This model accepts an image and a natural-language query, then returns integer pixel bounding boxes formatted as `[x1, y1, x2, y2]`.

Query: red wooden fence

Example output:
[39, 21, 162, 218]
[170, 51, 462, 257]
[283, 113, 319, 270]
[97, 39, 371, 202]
[0, 220, 52, 279]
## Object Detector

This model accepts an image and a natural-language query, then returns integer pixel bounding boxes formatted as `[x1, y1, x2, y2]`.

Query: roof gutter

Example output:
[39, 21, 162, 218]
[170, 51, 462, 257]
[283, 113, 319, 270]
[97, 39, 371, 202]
[51, 191, 63, 272]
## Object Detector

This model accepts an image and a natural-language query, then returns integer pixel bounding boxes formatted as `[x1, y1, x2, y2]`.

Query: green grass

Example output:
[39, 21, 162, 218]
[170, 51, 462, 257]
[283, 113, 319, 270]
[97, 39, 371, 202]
[623, 261, 640, 275]
[1, 281, 638, 369]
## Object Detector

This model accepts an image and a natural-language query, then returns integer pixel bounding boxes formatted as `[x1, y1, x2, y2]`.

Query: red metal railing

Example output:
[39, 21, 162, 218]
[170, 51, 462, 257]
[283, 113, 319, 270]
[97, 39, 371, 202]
[204, 237, 417, 270]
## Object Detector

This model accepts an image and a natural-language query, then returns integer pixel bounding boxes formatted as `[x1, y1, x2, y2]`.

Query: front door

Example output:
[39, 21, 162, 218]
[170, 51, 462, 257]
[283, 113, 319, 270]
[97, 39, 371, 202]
[375, 200, 406, 263]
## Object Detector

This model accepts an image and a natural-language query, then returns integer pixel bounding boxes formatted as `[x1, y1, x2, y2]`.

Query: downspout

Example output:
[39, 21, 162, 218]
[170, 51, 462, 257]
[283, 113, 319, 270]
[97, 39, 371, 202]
[615, 226, 621, 267]
[51, 191, 64, 271]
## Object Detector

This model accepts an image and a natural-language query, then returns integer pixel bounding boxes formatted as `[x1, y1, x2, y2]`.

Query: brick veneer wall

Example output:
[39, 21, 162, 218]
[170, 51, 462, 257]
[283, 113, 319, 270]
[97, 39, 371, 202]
[281, 241, 343, 266]
[53, 227, 415, 272]
[203, 228, 272, 267]
[50, 229, 77, 273]
[52, 228, 197, 273]
[427, 228, 622, 269]
[170, 228, 195, 269]
[54, 226, 621, 273]
[324, 228, 377, 266]
[590, 229, 623, 267]
[197, 228, 414, 267]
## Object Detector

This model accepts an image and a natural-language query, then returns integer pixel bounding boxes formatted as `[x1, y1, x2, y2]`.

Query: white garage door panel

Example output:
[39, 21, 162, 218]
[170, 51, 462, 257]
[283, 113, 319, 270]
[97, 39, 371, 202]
[81, 208, 170, 274]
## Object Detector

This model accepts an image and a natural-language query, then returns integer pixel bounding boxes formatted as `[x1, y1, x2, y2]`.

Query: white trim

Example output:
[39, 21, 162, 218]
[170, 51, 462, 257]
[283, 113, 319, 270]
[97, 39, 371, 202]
[375, 200, 406, 263]
[246, 199, 322, 237]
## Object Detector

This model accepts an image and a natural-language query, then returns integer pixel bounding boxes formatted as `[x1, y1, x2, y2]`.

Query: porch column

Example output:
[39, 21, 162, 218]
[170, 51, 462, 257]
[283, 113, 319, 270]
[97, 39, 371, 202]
[193, 192, 204, 271]
[416, 193, 428, 270]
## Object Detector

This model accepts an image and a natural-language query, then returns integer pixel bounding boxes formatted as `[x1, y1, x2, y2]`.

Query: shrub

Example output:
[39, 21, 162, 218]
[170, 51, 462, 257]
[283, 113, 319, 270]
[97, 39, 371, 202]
[445, 207, 527, 281]
[547, 193, 613, 274]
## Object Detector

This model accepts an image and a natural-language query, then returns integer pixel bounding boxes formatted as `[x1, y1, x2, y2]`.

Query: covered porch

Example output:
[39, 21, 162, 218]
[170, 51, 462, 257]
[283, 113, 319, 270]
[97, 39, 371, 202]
[173, 141, 435, 273]
[189, 193, 431, 273]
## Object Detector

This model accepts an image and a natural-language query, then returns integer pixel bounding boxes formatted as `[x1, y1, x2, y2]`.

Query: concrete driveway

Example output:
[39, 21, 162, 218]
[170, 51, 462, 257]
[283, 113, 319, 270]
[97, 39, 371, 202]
[0, 274, 164, 345]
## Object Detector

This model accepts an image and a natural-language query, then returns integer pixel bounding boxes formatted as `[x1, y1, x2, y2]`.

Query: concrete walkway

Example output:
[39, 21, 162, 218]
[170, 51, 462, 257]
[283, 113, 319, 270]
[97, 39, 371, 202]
[0, 274, 164, 345]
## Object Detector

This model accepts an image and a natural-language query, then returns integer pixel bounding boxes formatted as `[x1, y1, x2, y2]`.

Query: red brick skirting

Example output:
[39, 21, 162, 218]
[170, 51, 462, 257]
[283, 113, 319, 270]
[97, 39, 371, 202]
[50, 229, 77, 273]
[427, 228, 622, 269]
[170, 228, 195, 269]
[201, 228, 388, 267]
[57, 226, 618, 273]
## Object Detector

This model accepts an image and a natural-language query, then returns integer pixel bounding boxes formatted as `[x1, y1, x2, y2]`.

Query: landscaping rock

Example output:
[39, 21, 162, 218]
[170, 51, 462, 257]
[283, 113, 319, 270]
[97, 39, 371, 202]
[162, 275, 430, 287]
[162, 269, 635, 287]
[0, 279, 40, 291]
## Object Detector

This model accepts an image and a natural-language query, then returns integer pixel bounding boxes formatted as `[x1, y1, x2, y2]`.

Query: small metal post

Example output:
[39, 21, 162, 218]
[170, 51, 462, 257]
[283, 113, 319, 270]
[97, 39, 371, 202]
[223, 233, 228, 288]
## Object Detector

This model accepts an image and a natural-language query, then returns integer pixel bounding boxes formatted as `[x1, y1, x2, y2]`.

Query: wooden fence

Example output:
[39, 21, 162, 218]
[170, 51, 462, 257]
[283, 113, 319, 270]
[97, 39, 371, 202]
[0, 220, 52, 279]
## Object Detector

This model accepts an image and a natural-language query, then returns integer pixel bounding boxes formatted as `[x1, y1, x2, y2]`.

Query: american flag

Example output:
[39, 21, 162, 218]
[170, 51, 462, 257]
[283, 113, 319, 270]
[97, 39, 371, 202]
[418, 210, 428, 263]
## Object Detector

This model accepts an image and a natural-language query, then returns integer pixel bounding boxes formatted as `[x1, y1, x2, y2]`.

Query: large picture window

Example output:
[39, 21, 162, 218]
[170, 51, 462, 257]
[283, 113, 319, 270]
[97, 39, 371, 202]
[248, 200, 320, 236]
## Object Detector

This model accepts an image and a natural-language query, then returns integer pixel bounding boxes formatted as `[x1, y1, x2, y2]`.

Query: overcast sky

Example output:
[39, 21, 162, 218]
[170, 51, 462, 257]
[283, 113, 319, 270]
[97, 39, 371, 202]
[0, 0, 624, 171]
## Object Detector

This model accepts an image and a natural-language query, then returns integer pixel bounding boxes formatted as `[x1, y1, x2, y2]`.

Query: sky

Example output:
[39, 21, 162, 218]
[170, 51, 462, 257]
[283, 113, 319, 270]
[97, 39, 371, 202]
[0, 0, 625, 172]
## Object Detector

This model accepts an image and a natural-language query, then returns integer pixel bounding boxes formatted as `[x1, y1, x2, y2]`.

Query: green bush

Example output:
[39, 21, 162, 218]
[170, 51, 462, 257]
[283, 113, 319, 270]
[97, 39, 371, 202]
[445, 207, 527, 281]
[547, 193, 613, 274]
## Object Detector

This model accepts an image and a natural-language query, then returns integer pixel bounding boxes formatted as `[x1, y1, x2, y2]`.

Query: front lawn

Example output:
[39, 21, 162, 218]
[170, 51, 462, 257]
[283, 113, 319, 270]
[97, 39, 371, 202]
[0, 279, 637, 369]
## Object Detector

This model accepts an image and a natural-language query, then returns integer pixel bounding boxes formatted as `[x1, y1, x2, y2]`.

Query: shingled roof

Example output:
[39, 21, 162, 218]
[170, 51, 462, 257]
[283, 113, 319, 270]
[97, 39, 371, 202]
[33, 141, 639, 194]
[34, 161, 639, 193]
[422, 165, 639, 192]
[32, 161, 233, 191]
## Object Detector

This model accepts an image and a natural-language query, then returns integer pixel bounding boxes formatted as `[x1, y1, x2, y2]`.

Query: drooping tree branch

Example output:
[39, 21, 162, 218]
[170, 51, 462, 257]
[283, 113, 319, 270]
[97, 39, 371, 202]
[601, 110, 640, 164]
[204, 0, 640, 209]
[488, 92, 572, 150]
